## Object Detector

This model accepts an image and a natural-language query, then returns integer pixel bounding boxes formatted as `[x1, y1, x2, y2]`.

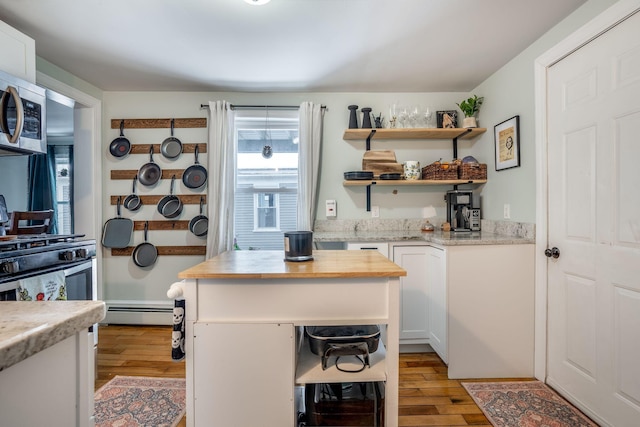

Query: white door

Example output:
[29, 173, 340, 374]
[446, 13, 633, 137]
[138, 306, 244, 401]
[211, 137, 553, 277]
[547, 10, 640, 426]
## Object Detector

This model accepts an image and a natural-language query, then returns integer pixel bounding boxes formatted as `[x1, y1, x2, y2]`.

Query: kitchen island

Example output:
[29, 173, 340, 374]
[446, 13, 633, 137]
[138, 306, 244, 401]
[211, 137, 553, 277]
[0, 300, 106, 426]
[176, 249, 406, 427]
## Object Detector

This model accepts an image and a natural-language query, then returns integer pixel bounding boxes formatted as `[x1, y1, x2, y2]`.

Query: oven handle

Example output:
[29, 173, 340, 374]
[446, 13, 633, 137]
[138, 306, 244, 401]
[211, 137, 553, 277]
[0, 86, 24, 143]
[0, 259, 94, 291]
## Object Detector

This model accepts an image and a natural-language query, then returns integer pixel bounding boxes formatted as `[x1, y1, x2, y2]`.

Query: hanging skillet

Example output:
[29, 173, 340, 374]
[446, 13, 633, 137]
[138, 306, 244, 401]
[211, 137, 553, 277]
[123, 175, 142, 211]
[160, 118, 183, 159]
[157, 175, 183, 219]
[138, 145, 162, 186]
[101, 196, 133, 248]
[182, 145, 208, 189]
[189, 196, 208, 237]
[132, 221, 158, 268]
[109, 120, 131, 158]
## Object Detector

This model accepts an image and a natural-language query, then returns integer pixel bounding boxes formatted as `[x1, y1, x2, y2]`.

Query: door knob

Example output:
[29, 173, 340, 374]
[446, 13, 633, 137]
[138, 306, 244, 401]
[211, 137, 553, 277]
[545, 247, 560, 259]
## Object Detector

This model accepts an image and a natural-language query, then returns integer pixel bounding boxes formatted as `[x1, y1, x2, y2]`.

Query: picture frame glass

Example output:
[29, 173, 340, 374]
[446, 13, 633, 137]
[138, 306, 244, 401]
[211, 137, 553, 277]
[494, 115, 520, 171]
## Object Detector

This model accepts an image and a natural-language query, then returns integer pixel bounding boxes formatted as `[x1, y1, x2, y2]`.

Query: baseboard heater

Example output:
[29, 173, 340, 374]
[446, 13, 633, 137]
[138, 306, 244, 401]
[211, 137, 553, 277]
[104, 302, 173, 325]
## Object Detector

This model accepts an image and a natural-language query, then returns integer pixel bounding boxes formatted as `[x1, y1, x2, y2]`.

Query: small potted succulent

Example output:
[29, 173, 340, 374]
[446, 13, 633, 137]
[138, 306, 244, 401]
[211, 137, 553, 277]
[457, 95, 484, 128]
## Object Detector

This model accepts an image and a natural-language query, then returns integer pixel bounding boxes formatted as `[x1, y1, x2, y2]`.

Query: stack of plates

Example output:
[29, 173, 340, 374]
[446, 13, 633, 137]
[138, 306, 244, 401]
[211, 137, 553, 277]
[344, 171, 374, 180]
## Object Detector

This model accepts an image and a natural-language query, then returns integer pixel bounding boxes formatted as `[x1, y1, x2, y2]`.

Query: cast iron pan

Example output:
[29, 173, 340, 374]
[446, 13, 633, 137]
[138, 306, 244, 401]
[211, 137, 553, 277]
[138, 145, 162, 186]
[123, 175, 142, 211]
[189, 196, 208, 237]
[157, 175, 183, 219]
[182, 145, 207, 189]
[101, 196, 133, 248]
[109, 120, 131, 158]
[132, 221, 157, 268]
[344, 171, 374, 180]
[160, 119, 183, 159]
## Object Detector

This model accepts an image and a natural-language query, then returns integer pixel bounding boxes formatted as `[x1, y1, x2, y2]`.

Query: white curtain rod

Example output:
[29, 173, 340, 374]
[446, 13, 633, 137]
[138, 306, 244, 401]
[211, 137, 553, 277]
[199, 104, 326, 110]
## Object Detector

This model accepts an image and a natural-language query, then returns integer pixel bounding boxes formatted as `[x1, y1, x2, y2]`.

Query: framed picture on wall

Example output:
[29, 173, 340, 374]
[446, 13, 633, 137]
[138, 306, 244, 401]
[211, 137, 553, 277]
[436, 110, 457, 128]
[494, 115, 520, 171]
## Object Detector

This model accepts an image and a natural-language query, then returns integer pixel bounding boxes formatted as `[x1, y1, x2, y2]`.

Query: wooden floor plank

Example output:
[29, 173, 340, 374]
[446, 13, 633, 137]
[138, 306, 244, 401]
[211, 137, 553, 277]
[96, 324, 526, 427]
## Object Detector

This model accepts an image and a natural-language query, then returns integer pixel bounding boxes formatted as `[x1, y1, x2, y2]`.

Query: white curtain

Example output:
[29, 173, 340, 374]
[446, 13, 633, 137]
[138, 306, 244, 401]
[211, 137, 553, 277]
[206, 100, 235, 259]
[297, 102, 324, 231]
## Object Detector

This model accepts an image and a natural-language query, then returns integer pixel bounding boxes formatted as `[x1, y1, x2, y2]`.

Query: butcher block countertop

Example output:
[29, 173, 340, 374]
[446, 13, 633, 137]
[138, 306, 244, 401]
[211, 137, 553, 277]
[178, 249, 407, 279]
[0, 300, 105, 371]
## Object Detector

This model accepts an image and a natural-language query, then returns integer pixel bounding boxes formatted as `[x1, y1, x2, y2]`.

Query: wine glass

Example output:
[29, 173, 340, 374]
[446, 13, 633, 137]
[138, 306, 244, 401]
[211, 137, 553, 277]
[423, 106, 435, 128]
[388, 104, 398, 128]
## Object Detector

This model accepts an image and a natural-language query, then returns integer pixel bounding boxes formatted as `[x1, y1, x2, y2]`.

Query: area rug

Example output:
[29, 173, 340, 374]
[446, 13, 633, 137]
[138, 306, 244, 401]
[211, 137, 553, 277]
[462, 381, 598, 427]
[95, 376, 186, 427]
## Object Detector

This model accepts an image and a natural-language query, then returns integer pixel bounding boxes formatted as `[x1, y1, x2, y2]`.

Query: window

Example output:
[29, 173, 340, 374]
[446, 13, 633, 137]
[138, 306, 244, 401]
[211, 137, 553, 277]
[254, 192, 279, 230]
[234, 110, 298, 250]
[53, 145, 73, 234]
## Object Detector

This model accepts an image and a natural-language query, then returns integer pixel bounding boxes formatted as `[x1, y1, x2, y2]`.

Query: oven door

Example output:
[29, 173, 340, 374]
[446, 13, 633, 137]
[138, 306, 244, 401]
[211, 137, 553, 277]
[0, 258, 96, 301]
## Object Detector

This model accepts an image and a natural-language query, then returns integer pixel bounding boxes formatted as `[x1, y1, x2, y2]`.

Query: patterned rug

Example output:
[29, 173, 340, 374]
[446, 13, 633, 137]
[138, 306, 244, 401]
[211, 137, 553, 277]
[462, 381, 598, 427]
[95, 376, 186, 427]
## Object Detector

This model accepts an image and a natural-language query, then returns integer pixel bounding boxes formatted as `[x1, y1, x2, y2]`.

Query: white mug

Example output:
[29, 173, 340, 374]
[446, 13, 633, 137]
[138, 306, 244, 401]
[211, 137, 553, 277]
[403, 161, 421, 180]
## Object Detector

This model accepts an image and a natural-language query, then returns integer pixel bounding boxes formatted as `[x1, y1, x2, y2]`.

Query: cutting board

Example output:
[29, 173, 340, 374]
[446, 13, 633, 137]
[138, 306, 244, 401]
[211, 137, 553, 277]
[362, 150, 404, 177]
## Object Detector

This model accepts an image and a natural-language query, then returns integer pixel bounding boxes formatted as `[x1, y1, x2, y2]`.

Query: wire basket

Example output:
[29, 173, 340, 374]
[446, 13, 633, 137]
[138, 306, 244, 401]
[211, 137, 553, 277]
[458, 163, 487, 180]
[421, 162, 459, 180]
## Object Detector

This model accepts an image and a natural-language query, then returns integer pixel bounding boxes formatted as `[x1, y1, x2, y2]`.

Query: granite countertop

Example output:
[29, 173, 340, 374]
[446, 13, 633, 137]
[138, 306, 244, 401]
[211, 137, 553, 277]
[179, 249, 406, 279]
[314, 229, 534, 246]
[0, 300, 106, 372]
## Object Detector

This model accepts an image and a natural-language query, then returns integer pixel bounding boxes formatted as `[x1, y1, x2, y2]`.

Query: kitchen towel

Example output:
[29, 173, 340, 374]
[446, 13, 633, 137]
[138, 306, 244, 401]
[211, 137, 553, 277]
[172, 298, 186, 361]
[17, 271, 67, 301]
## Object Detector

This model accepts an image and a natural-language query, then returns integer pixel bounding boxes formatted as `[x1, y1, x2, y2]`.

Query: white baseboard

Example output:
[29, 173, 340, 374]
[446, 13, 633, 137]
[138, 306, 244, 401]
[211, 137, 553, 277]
[102, 300, 173, 325]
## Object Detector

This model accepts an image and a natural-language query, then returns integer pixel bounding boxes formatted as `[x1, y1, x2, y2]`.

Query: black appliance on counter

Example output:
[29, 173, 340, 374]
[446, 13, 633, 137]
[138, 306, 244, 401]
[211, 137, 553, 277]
[445, 189, 481, 232]
[303, 382, 385, 426]
[0, 234, 96, 301]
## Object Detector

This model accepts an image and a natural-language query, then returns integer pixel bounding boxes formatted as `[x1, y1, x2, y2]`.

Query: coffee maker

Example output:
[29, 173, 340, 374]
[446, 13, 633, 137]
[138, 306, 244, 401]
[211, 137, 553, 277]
[445, 189, 480, 232]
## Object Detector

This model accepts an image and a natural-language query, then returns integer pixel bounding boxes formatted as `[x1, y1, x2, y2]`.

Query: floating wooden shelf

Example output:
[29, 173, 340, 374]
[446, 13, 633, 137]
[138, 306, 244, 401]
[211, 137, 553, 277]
[343, 179, 487, 187]
[111, 246, 206, 256]
[343, 127, 486, 140]
[125, 143, 206, 154]
[110, 195, 205, 205]
[110, 118, 206, 129]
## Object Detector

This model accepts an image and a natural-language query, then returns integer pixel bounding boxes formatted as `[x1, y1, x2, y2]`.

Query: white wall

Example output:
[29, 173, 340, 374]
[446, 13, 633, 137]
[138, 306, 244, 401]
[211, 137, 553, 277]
[470, 0, 619, 223]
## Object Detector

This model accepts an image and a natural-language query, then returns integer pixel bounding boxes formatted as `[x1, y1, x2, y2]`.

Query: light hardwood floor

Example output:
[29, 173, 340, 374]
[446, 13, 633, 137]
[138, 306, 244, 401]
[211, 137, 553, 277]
[96, 325, 518, 426]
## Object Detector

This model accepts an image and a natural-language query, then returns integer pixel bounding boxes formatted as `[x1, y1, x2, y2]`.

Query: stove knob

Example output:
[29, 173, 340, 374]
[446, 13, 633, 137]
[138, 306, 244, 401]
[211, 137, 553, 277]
[1, 261, 19, 274]
[59, 251, 76, 261]
[76, 248, 88, 259]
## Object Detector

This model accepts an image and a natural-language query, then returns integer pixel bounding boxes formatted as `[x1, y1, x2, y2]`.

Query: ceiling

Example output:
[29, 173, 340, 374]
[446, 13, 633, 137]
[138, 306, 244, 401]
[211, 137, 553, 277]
[0, 0, 587, 93]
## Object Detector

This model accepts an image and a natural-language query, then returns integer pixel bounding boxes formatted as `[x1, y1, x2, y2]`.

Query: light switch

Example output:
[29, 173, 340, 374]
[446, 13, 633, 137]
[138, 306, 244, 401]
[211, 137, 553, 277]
[326, 200, 337, 217]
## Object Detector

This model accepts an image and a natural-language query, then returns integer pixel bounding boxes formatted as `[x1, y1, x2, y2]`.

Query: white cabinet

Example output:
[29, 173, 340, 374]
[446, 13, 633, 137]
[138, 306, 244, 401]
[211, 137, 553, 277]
[392, 245, 430, 343]
[0, 331, 95, 426]
[425, 245, 447, 363]
[446, 244, 534, 378]
[0, 20, 36, 83]
[346, 242, 389, 258]
[192, 323, 295, 426]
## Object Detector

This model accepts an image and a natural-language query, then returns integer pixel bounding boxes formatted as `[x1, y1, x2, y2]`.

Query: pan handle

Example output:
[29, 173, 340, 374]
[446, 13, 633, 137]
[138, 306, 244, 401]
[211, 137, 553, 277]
[194, 144, 200, 165]
[171, 118, 175, 137]
[144, 220, 149, 242]
[119, 120, 125, 137]
[117, 196, 122, 217]
[199, 196, 204, 215]
[132, 175, 138, 193]
[170, 175, 176, 195]
[149, 144, 155, 161]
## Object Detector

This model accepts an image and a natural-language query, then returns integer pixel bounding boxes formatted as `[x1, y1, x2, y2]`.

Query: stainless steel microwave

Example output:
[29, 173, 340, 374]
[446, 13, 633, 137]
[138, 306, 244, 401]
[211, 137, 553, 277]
[0, 69, 46, 155]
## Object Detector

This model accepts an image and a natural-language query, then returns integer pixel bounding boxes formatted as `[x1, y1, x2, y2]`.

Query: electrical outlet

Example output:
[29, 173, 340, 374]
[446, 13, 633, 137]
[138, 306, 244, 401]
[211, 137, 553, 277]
[325, 200, 337, 217]
[371, 206, 380, 218]
[503, 204, 511, 219]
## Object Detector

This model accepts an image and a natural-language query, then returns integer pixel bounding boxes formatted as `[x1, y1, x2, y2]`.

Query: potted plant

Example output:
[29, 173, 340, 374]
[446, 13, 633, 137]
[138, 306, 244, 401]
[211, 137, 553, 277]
[457, 95, 484, 128]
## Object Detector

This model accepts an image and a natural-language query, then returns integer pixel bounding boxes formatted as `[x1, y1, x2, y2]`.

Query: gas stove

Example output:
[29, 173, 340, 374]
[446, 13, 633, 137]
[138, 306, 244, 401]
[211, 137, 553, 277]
[0, 234, 96, 283]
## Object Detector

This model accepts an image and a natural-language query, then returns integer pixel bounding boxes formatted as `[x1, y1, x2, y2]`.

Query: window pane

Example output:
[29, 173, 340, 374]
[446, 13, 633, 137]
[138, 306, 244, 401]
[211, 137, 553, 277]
[234, 110, 298, 250]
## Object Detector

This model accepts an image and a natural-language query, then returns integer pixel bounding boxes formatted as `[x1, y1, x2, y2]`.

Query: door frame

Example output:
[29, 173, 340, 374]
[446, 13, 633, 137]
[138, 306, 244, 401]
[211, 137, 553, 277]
[534, 0, 640, 381]
[35, 71, 103, 300]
